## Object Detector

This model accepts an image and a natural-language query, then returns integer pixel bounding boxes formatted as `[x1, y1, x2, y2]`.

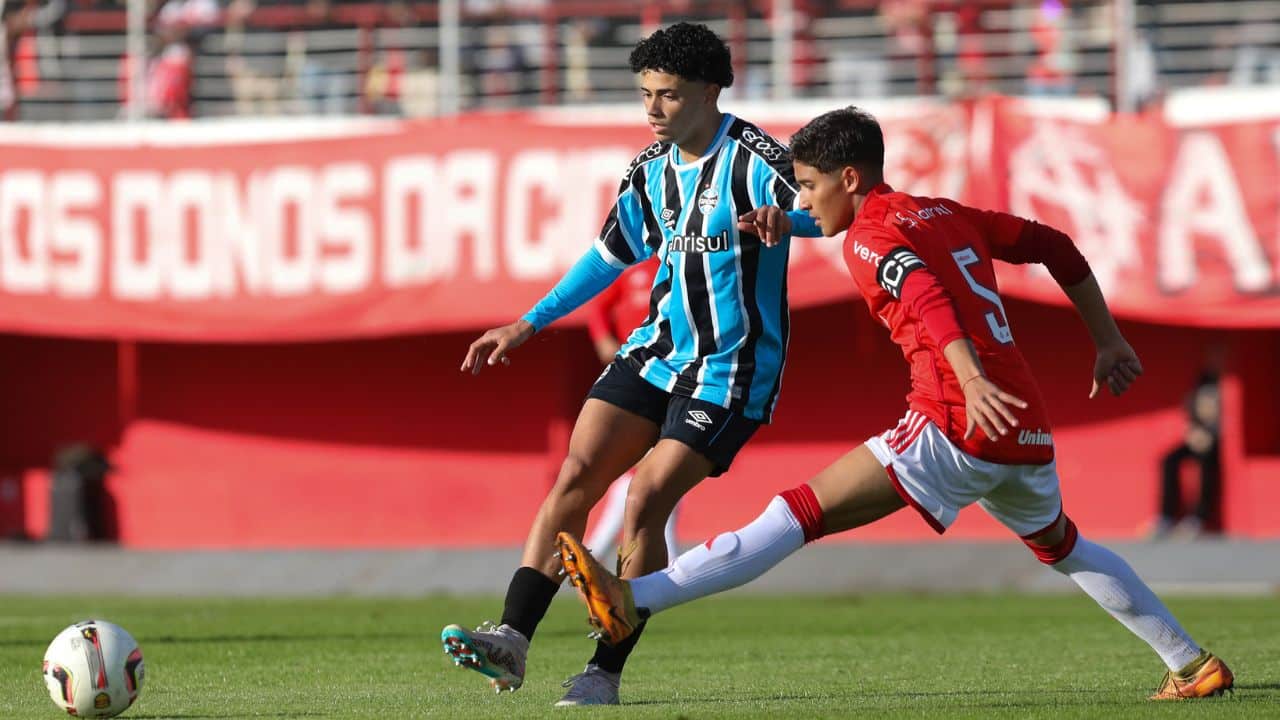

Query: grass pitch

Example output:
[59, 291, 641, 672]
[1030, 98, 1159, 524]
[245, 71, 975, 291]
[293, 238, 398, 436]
[1, 593, 1274, 718]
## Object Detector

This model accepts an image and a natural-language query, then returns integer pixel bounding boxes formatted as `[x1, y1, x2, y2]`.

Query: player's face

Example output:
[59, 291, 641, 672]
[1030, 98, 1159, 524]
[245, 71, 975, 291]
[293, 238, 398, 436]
[794, 161, 857, 236]
[639, 70, 716, 145]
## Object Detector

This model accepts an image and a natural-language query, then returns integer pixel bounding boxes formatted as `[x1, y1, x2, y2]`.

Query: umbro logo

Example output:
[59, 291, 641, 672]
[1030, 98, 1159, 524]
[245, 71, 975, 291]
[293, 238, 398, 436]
[684, 409, 714, 431]
[661, 208, 676, 229]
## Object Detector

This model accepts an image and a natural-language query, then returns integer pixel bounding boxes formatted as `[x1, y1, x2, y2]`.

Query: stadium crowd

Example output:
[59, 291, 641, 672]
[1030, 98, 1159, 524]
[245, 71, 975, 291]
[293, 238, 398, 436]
[2, 0, 1278, 121]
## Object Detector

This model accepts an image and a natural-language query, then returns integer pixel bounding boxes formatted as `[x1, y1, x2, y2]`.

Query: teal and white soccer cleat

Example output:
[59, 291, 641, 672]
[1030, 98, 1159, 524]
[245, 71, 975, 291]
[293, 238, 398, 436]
[554, 664, 621, 706]
[440, 621, 528, 693]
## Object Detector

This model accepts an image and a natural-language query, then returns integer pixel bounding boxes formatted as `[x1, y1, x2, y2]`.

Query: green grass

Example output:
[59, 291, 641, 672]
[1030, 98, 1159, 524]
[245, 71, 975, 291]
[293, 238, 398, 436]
[1, 593, 1275, 718]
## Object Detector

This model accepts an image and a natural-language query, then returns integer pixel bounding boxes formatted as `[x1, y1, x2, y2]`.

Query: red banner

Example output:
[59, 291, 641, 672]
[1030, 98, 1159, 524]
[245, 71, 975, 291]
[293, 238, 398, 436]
[0, 99, 1278, 341]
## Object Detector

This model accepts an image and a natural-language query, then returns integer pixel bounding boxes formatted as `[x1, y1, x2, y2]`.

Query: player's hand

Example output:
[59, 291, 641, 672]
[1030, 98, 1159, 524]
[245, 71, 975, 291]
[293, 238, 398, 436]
[1090, 339, 1143, 398]
[461, 320, 535, 375]
[737, 206, 791, 247]
[961, 375, 1029, 440]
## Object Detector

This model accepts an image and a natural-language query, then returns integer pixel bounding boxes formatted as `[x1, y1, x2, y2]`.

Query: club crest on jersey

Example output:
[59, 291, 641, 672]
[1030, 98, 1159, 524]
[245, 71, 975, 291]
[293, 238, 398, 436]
[697, 187, 720, 214]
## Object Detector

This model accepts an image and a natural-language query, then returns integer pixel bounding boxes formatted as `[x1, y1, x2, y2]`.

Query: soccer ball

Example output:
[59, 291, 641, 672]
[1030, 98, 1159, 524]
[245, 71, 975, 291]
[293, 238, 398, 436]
[42, 620, 145, 718]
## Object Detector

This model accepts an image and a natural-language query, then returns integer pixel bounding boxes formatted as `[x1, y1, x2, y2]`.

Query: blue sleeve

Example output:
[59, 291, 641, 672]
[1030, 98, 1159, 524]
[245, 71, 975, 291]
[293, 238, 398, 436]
[597, 176, 655, 267]
[752, 155, 820, 239]
[787, 209, 823, 238]
[521, 246, 623, 332]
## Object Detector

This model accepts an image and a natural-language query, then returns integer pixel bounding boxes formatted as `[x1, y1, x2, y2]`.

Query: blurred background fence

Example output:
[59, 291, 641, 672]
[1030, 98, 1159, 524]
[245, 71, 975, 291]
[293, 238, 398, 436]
[3, 0, 1279, 122]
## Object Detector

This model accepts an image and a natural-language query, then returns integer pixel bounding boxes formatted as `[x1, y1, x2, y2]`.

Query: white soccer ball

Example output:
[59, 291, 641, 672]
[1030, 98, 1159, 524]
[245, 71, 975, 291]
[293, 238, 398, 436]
[42, 620, 145, 718]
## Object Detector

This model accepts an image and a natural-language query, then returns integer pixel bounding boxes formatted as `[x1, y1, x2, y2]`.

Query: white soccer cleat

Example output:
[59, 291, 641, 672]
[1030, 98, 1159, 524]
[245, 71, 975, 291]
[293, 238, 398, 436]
[440, 621, 528, 693]
[554, 664, 621, 706]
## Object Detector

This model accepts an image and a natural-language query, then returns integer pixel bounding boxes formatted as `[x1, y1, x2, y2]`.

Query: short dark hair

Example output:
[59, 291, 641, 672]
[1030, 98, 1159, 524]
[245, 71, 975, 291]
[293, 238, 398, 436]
[790, 107, 885, 175]
[629, 22, 734, 88]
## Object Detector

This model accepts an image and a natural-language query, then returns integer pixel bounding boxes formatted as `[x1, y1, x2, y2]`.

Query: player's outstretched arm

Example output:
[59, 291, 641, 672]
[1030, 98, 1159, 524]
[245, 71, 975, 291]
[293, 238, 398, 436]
[460, 245, 624, 375]
[1061, 274, 1144, 398]
[461, 319, 535, 375]
[941, 338, 1029, 440]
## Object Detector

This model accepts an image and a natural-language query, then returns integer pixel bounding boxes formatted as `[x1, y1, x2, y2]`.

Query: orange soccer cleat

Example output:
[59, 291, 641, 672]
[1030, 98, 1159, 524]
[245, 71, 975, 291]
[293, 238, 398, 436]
[1150, 652, 1234, 700]
[554, 531, 642, 646]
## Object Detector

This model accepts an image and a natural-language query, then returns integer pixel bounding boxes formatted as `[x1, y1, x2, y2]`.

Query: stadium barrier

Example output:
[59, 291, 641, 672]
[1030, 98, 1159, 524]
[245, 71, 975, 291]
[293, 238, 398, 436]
[1, 95, 1277, 546]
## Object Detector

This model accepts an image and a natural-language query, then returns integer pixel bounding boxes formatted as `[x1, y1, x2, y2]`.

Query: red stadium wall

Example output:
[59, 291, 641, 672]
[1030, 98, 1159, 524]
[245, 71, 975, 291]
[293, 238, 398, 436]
[5, 297, 1277, 548]
[3, 97, 1280, 547]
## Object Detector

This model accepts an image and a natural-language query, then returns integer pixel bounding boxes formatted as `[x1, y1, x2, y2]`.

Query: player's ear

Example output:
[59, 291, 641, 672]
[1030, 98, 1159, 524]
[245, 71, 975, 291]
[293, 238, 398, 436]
[704, 82, 721, 104]
[841, 165, 861, 193]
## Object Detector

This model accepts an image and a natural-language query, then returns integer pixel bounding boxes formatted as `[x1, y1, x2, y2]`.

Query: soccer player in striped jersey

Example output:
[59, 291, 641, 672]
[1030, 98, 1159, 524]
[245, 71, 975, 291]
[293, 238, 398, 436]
[555, 107, 1234, 701]
[442, 22, 822, 706]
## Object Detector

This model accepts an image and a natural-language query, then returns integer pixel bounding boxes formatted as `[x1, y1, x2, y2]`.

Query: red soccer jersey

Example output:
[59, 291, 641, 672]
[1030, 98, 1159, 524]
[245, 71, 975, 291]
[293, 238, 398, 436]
[586, 259, 658, 344]
[843, 184, 1091, 465]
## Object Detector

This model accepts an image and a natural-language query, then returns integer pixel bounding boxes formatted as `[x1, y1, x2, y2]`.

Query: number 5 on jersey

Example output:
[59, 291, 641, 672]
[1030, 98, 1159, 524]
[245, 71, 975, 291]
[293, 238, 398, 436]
[951, 247, 1014, 344]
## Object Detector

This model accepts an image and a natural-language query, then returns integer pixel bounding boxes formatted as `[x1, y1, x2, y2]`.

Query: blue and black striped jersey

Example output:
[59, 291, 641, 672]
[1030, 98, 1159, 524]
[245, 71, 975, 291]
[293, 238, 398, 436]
[594, 114, 814, 423]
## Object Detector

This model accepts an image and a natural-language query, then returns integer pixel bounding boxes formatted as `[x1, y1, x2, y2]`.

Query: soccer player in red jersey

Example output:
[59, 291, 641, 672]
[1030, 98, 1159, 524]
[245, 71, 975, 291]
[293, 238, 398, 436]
[556, 107, 1234, 701]
[582, 259, 681, 563]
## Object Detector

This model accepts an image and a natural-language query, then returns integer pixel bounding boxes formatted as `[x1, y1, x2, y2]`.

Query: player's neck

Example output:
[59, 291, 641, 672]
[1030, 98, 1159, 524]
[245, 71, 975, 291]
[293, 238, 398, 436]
[675, 111, 725, 163]
[850, 176, 885, 217]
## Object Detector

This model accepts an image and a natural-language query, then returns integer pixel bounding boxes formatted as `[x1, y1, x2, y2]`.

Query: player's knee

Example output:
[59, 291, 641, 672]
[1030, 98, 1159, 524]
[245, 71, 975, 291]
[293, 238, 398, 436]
[1022, 512, 1079, 565]
[549, 454, 607, 509]
[777, 485, 826, 544]
[622, 475, 677, 531]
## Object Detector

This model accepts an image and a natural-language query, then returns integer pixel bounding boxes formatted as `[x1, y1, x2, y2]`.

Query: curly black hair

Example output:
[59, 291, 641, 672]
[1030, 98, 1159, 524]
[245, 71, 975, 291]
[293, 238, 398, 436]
[790, 106, 884, 175]
[629, 22, 734, 87]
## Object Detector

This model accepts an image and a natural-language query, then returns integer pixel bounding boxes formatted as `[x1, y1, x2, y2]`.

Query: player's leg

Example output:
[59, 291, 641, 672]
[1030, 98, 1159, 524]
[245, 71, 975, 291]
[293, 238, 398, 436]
[442, 361, 664, 693]
[557, 443, 906, 645]
[636, 444, 904, 614]
[979, 464, 1233, 699]
[583, 471, 633, 563]
[554, 438, 715, 706]
[1156, 444, 1190, 536]
[556, 398, 765, 705]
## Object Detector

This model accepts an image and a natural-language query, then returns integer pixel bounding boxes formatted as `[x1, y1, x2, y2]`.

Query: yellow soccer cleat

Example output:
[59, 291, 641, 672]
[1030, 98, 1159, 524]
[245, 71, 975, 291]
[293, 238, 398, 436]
[554, 531, 642, 646]
[1150, 652, 1234, 700]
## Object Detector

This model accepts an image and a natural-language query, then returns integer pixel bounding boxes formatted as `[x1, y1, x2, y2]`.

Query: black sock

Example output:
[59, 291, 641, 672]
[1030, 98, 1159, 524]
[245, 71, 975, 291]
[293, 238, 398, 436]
[588, 620, 646, 674]
[499, 567, 560, 641]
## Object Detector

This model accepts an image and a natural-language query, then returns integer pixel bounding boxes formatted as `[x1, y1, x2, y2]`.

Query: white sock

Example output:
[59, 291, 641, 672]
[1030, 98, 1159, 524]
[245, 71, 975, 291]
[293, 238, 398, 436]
[663, 504, 680, 565]
[1053, 537, 1202, 670]
[631, 496, 804, 614]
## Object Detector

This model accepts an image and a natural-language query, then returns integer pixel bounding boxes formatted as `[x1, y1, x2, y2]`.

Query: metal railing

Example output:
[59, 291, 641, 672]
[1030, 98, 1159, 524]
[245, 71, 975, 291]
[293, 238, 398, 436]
[2, 0, 1277, 122]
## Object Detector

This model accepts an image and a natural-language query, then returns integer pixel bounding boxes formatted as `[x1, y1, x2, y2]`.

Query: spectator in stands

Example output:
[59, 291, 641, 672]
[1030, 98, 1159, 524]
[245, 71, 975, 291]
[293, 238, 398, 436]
[1025, 0, 1076, 96]
[0, 1, 29, 121]
[363, 0, 413, 116]
[1229, 22, 1280, 87]
[398, 47, 439, 118]
[879, 0, 935, 95]
[475, 22, 529, 108]
[297, 0, 353, 115]
[562, 18, 597, 103]
[118, 0, 216, 119]
[1152, 368, 1223, 540]
[225, 0, 285, 116]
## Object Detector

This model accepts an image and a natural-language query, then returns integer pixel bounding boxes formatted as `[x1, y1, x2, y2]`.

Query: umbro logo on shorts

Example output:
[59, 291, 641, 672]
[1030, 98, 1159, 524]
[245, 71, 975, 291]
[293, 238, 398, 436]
[685, 409, 714, 431]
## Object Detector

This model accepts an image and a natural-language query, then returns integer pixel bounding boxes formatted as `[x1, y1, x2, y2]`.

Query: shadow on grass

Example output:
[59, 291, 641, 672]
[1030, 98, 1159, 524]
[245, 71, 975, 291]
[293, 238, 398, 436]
[620, 686, 1243, 708]
[131, 714, 329, 719]
[0, 632, 403, 648]
[1234, 682, 1280, 691]
[136, 632, 405, 646]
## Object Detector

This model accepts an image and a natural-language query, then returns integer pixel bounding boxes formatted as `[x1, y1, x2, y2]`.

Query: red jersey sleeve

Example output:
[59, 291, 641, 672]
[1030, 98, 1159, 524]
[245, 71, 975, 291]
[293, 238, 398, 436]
[845, 229, 968, 349]
[961, 207, 1092, 287]
[585, 281, 620, 343]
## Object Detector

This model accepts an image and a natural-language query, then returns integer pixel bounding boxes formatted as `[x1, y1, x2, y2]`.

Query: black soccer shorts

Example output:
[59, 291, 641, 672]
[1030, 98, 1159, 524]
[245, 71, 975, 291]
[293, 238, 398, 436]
[586, 358, 760, 477]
